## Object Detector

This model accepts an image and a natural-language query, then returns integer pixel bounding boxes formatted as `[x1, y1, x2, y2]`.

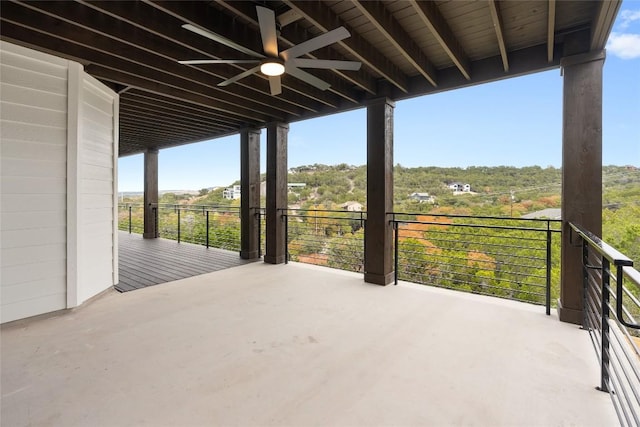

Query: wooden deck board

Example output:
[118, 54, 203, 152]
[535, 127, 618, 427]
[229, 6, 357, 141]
[117, 231, 254, 292]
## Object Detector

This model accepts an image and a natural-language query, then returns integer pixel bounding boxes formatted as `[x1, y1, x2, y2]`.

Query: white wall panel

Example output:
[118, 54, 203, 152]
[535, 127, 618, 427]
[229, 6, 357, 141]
[0, 121, 67, 144]
[71, 72, 118, 305]
[2, 243, 67, 268]
[1, 42, 69, 323]
[1, 194, 66, 213]
[1, 139, 67, 162]
[1, 211, 66, 231]
[1, 41, 118, 323]
[0, 83, 67, 111]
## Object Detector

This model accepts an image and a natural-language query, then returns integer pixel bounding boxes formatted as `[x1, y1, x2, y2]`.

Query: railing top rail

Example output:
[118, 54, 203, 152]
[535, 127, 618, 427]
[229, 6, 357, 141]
[156, 203, 239, 209]
[287, 213, 365, 222]
[390, 211, 563, 223]
[623, 265, 640, 288]
[391, 218, 561, 233]
[284, 208, 365, 215]
[569, 222, 634, 267]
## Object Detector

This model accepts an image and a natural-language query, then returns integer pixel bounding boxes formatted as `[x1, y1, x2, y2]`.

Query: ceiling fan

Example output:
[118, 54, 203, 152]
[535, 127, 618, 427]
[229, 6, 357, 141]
[178, 5, 362, 95]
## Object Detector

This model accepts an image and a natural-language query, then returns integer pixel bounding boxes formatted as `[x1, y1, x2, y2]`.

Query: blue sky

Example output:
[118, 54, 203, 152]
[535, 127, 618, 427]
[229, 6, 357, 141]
[118, 7, 640, 191]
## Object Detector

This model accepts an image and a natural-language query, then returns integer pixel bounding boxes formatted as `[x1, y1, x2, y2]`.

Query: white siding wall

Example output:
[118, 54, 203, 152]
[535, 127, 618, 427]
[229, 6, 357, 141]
[76, 75, 119, 304]
[1, 41, 118, 323]
[1, 43, 70, 322]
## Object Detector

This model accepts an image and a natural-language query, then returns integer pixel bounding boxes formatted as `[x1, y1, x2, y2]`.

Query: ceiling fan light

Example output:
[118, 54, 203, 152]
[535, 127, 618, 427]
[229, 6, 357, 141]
[260, 60, 285, 76]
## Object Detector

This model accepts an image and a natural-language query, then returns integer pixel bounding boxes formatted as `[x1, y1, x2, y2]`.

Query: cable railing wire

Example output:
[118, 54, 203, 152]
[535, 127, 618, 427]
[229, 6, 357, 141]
[283, 208, 366, 272]
[391, 212, 560, 313]
[118, 203, 242, 251]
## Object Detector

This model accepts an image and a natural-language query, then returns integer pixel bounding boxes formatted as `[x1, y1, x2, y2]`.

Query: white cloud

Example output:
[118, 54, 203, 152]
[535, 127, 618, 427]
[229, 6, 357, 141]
[619, 10, 640, 29]
[607, 32, 640, 59]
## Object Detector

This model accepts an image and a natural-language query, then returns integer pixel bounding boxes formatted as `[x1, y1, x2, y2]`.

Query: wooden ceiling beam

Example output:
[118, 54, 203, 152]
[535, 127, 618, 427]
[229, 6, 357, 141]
[284, 0, 409, 93]
[118, 127, 237, 155]
[119, 125, 233, 140]
[84, 0, 339, 110]
[123, 91, 243, 125]
[120, 99, 230, 130]
[146, 0, 359, 105]
[118, 122, 218, 140]
[404, 43, 556, 100]
[119, 122, 212, 141]
[408, 0, 471, 81]
[488, 0, 509, 72]
[119, 117, 221, 139]
[118, 105, 229, 132]
[217, 0, 374, 97]
[9, 1, 305, 119]
[86, 64, 259, 125]
[353, 1, 437, 86]
[547, 0, 556, 62]
[0, 30, 272, 126]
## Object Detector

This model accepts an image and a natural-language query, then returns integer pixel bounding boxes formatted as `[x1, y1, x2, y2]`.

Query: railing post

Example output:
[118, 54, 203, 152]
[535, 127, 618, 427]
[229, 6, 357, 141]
[394, 219, 399, 285]
[581, 236, 589, 329]
[257, 210, 262, 258]
[599, 256, 611, 393]
[206, 210, 209, 248]
[128, 205, 132, 234]
[284, 212, 289, 264]
[546, 222, 552, 315]
[177, 207, 181, 243]
[153, 206, 158, 237]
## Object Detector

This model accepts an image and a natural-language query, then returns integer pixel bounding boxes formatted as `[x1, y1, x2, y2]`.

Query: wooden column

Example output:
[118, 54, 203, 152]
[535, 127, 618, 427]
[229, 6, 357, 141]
[365, 98, 395, 285]
[143, 148, 159, 239]
[558, 49, 605, 324]
[264, 123, 288, 264]
[240, 128, 261, 259]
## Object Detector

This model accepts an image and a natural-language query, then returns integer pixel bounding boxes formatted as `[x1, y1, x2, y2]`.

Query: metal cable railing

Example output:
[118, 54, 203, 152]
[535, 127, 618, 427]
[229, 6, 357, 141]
[118, 204, 144, 234]
[391, 213, 561, 313]
[283, 208, 366, 272]
[570, 222, 640, 427]
[258, 207, 266, 258]
[118, 203, 241, 251]
[121, 204, 561, 312]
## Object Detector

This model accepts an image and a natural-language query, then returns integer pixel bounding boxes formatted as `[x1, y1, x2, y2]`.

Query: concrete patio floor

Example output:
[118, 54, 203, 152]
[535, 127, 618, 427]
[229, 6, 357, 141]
[1, 262, 616, 426]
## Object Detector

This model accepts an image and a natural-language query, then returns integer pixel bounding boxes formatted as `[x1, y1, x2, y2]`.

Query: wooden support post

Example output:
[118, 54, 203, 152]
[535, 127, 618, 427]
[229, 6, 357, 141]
[240, 128, 261, 259]
[365, 98, 395, 285]
[559, 44, 605, 324]
[143, 148, 158, 239]
[264, 123, 288, 264]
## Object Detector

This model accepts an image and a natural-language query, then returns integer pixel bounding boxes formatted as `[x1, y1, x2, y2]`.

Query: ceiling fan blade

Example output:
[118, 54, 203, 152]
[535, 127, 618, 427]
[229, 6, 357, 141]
[218, 65, 261, 87]
[182, 24, 263, 59]
[256, 6, 278, 57]
[285, 66, 331, 91]
[289, 58, 361, 71]
[281, 27, 351, 60]
[269, 76, 282, 96]
[179, 59, 260, 65]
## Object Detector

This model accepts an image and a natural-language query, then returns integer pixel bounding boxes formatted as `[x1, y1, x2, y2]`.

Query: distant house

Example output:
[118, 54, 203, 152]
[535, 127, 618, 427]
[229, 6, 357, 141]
[409, 192, 435, 204]
[288, 183, 306, 191]
[222, 185, 241, 200]
[448, 182, 472, 193]
[341, 201, 363, 212]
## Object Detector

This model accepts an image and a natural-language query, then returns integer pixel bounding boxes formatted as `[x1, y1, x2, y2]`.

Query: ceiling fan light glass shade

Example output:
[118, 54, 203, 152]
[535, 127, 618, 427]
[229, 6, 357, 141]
[260, 60, 285, 76]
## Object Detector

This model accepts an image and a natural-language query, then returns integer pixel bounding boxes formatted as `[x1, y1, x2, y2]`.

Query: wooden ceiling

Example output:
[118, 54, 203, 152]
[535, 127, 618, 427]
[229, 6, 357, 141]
[0, 1, 620, 156]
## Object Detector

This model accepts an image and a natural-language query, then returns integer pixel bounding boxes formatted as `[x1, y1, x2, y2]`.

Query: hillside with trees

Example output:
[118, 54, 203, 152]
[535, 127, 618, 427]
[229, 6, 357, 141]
[120, 164, 639, 262]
